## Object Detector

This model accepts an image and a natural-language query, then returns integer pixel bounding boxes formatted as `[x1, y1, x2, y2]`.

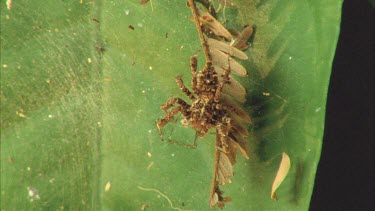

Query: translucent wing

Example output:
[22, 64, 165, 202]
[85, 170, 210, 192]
[207, 38, 248, 60]
[209, 128, 234, 209]
[197, 9, 233, 40]
[209, 121, 250, 208]
[215, 66, 247, 102]
[211, 48, 247, 77]
[232, 26, 254, 51]
[221, 94, 252, 124]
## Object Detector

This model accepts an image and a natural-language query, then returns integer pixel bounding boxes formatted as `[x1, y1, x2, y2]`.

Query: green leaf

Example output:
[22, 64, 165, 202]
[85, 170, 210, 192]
[1, 0, 342, 210]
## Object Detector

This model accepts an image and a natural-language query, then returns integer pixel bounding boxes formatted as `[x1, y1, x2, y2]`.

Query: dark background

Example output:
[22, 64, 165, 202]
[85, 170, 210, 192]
[310, 1, 374, 211]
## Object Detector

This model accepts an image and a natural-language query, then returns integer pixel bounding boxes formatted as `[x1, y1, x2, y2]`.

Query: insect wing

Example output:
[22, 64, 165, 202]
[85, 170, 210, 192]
[221, 95, 252, 123]
[211, 48, 247, 77]
[217, 151, 234, 185]
[197, 9, 233, 40]
[207, 38, 248, 60]
[232, 26, 254, 51]
[215, 65, 247, 102]
[209, 130, 235, 209]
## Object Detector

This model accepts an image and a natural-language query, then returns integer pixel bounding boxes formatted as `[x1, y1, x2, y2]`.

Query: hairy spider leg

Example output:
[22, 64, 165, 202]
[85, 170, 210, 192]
[175, 76, 195, 100]
[160, 97, 190, 111]
[190, 55, 198, 92]
[157, 106, 190, 133]
[196, 73, 205, 91]
[214, 67, 231, 102]
[157, 104, 200, 149]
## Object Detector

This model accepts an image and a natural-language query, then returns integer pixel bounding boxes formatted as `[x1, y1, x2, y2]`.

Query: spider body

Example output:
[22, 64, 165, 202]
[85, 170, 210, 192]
[157, 56, 232, 140]
[189, 97, 220, 137]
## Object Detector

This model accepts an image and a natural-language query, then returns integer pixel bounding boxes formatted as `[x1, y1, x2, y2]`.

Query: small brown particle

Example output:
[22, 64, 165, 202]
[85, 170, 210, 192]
[128, 25, 135, 30]
[92, 18, 100, 23]
[140, 0, 149, 5]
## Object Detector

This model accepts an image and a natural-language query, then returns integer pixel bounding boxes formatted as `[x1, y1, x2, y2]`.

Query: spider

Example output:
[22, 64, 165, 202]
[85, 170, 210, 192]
[156, 48, 251, 208]
[156, 0, 252, 208]
[157, 55, 236, 144]
[157, 56, 228, 137]
[156, 54, 250, 208]
[156, 0, 248, 143]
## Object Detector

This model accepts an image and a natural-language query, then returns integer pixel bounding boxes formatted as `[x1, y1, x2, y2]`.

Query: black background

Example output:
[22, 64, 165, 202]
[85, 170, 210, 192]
[310, 1, 374, 211]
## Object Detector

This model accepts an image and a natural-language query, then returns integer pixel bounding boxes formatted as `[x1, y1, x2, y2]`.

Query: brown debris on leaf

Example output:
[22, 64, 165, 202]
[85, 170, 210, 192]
[140, 0, 149, 5]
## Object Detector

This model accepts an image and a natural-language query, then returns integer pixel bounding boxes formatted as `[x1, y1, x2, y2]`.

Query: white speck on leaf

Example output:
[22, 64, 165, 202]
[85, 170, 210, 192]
[27, 187, 41, 202]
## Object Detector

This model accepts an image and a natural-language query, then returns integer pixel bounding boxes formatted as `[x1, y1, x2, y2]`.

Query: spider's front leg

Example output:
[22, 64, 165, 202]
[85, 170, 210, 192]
[157, 106, 190, 135]
[156, 105, 198, 149]
[160, 97, 190, 111]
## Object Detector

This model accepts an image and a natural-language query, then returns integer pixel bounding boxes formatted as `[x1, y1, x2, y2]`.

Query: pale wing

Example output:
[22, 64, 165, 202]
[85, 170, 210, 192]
[207, 38, 248, 60]
[231, 116, 250, 137]
[197, 9, 233, 40]
[223, 85, 246, 103]
[211, 48, 247, 77]
[217, 151, 233, 185]
[209, 128, 234, 209]
[221, 94, 252, 123]
[215, 65, 247, 102]
[229, 135, 249, 159]
[228, 129, 249, 159]
[232, 26, 254, 51]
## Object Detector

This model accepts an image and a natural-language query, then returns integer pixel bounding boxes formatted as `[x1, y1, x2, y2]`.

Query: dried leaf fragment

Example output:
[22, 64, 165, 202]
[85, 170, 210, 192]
[271, 152, 291, 200]
[140, 0, 149, 5]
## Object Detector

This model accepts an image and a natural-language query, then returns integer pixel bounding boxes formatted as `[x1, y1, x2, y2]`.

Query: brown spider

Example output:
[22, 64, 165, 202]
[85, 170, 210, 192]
[156, 54, 251, 208]
[156, 55, 232, 138]
[156, 0, 252, 208]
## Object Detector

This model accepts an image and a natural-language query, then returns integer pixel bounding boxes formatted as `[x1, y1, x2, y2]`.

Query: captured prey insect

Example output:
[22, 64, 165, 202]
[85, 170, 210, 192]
[156, 0, 253, 208]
